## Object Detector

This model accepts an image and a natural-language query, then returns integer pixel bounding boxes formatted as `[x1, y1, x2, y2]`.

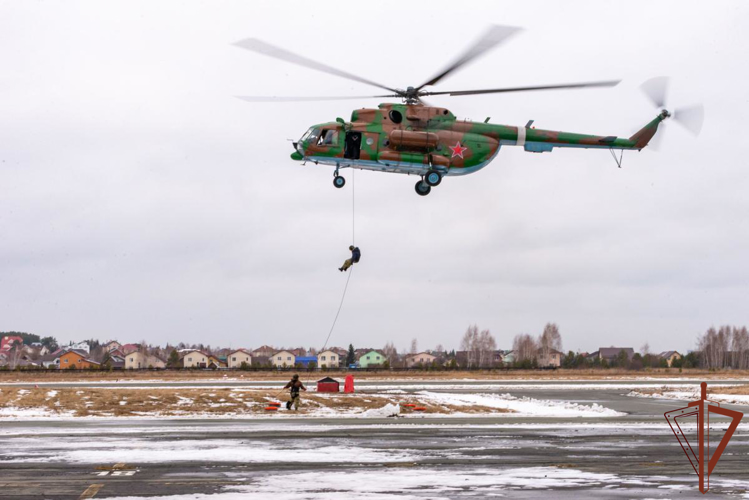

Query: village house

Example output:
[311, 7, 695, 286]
[538, 348, 564, 367]
[0, 336, 23, 358]
[106, 354, 126, 369]
[41, 348, 64, 369]
[180, 350, 209, 369]
[59, 349, 100, 369]
[597, 347, 635, 364]
[103, 340, 122, 353]
[357, 350, 386, 368]
[28, 342, 49, 356]
[120, 343, 140, 355]
[109, 348, 126, 359]
[252, 345, 276, 358]
[271, 350, 296, 368]
[318, 350, 340, 368]
[207, 354, 227, 369]
[228, 349, 252, 368]
[125, 351, 166, 369]
[659, 351, 682, 367]
[331, 347, 348, 358]
[405, 352, 437, 368]
[66, 341, 90, 353]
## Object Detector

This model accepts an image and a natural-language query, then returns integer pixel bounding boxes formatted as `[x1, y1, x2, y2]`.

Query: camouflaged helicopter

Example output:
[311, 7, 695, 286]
[235, 26, 703, 196]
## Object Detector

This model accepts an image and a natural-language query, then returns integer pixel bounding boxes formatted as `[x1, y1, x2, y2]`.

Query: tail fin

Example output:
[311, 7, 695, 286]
[629, 110, 670, 149]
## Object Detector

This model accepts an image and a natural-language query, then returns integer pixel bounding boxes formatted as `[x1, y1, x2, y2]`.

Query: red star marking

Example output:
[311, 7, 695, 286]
[449, 141, 469, 159]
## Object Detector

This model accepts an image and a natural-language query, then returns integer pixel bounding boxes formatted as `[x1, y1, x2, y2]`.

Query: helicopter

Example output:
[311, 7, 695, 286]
[235, 26, 703, 196]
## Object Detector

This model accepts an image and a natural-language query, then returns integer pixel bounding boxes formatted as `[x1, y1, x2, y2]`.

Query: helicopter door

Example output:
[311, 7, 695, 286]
[344, 131, 362, 160]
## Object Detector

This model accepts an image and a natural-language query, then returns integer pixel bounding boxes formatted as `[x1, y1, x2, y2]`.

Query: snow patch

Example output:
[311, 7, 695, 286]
[419, 391, 625, 417]
[361, 403, 400, 418]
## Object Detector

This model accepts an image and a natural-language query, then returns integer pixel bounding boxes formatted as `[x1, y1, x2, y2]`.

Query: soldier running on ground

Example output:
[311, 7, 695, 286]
[339, 245, 361, 272]
[284, 374, 306, 410]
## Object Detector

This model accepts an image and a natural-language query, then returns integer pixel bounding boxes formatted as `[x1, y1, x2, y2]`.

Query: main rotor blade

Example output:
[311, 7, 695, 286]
[234, 38, 401, 94]
[237, 95, 396, 102]
[673, 104, 704, 136]
[640, 76, 669, 109]
[416, 25, 522, 91]
[422, 80, 620, 97]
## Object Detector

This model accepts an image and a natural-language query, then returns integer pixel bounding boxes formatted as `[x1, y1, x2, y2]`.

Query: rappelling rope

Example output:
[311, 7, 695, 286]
[321, 169, 356, 353]
[352, 169, 355, 245]
[321, 267, 353, 352]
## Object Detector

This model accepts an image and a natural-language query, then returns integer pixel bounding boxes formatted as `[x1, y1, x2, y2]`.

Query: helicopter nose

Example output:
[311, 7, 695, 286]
[290, 141, 303, 161]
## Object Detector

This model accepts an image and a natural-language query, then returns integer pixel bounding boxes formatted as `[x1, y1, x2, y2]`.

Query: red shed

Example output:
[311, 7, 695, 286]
[317, 377, 340, 393]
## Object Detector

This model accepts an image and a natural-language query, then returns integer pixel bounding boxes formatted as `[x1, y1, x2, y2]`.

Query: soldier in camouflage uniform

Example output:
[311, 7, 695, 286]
[339, 245, 361, 272]
[284, 374, 306, 411]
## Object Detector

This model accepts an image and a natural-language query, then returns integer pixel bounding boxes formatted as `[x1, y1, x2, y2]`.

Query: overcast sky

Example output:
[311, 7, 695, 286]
[1, 0, 747, 354]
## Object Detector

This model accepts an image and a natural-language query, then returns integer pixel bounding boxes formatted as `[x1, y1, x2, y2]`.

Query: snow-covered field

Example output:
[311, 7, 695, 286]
[94, 467, 699, 500]
[0, 388, 627, 420]
[418, 391, 625, 417]
[627, 388, 749, 406]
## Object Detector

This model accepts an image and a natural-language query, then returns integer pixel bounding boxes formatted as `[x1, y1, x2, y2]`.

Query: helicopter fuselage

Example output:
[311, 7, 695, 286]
[292, 103, 663, 180]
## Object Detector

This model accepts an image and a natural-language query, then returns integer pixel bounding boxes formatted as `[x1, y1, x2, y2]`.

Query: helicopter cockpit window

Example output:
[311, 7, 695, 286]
[301, 127, 320, 144]
[317, 129, 339, 146]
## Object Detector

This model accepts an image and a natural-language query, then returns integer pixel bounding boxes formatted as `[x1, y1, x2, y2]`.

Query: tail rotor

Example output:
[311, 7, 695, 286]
[640, 77, 704, 149]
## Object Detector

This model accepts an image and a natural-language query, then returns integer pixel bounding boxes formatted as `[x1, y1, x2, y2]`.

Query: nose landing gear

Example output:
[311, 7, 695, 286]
[333, 175, 346, 188]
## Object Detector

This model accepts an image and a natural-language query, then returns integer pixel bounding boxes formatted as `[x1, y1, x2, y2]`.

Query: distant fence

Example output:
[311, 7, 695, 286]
[0, 365, 563, 373]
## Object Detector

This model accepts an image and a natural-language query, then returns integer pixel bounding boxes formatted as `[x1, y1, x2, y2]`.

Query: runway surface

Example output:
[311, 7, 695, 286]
[2, 381, 748, 499]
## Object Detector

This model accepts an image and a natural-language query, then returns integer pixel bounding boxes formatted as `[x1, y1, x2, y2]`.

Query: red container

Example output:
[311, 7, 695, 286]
[344, 374, 355, 393]
[317, 377, 340, 393]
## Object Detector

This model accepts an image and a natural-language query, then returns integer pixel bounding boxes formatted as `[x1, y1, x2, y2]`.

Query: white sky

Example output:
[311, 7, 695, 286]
[1, 0, 747, 353]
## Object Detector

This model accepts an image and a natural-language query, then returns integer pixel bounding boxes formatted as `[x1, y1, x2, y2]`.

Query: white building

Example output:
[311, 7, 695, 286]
[181, 350, 209, 369]
[405, 352, 437, 368]
[228, 349, 252, 368]
[318, 350, 340, 368]
[67, 341, 90, 353]
[271, 350, 296, 368]
[125, 351, 166, 369]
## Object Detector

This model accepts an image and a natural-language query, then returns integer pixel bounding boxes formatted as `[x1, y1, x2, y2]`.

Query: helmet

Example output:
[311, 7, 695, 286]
[349, 245, 355, 250]
[292, 374, 299, 380]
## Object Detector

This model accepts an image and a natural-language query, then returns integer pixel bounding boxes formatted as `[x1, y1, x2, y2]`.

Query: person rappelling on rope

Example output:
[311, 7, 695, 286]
[339, 245, 361, 272]
[284, 374, 306, 411]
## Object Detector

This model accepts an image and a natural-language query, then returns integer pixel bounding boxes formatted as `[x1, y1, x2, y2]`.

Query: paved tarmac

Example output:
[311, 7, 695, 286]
[1, 384, 748, 499]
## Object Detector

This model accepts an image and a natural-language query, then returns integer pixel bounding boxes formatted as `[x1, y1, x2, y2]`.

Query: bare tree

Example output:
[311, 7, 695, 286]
[435, 344, 444, 354]
[513, 333, 538, 364]
[8, 345, 23, 370]
[382, 341, 398, 364]
[699, 326, 733, 369]
[731, 326, 749, 370]
[477, 329, 497, 368]
[538, 323, 562, 366]
[460, 325, 480, 368]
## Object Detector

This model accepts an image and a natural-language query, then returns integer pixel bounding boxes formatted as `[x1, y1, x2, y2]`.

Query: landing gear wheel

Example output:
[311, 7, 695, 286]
[415, 180, 431, 196]
[333, 176, 346, 188]
[425, 170, 442, 187]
